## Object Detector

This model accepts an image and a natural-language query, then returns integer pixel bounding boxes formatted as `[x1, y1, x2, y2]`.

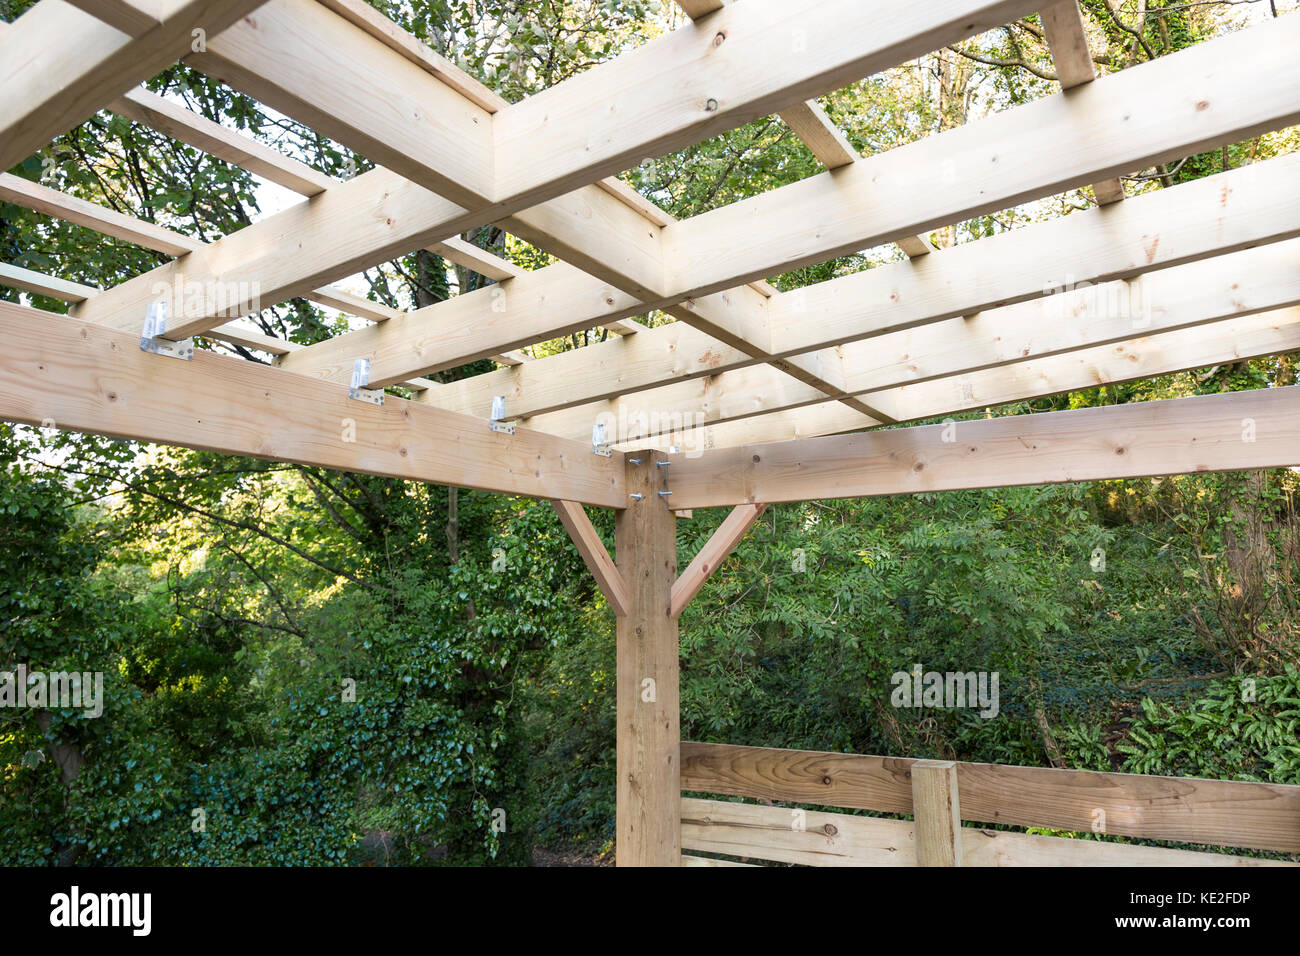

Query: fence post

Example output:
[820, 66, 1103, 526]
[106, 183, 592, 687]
[912, 759, 962, 866]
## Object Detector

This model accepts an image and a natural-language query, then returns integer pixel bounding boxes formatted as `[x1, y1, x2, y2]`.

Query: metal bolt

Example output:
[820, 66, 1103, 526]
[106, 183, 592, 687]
[629, 493, 644, 501]
[655, 460, 671, 468]
[657, 491, 673, 497]
[704, 97, 719, 112]
[628, 457, 644, 465]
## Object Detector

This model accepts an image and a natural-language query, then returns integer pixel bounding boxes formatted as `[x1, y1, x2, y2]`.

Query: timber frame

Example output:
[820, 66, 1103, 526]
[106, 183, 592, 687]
[2, 0, 1299, 866]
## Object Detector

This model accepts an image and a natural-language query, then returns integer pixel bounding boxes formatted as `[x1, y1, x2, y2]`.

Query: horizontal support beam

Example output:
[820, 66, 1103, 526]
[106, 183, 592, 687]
[682, 742, 1300, 853]
[430, 142, 1300, 426]
[0, 262, 99, 301]
[680, 306, 1300, 450]
[663, 386, 1300, 509]
[662, 15, 1300, 300]
[681, 797, 1291, 866]
[534, 236, 1300, 444]
[0, 300, 623, 508]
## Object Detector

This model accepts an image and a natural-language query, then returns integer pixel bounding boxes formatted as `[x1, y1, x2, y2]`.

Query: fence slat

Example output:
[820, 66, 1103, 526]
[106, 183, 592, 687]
[681, 742, 1300, 853]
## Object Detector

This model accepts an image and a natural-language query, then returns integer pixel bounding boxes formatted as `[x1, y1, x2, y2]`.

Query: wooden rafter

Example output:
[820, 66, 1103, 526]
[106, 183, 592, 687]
[0, 0, 265, 171]
[529, 237, 1300, 443]
[425, 151, 1300, 424]
[1040, 1, 1125, 204]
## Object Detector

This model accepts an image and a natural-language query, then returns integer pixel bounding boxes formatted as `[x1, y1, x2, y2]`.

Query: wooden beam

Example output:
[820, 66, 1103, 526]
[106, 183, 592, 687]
[110, 87, 336, 197]
[664, 385, 1300, 510]
[65, 0, 165, 37]
[550, 499, 631, 617]
[680, 797, 1292, 866]
[777, 100, 856, 170]
[911, 761, 962, 866]
[0, 262, 99, 302]
[0, 300, 624, 508]
[533, 237, 1300, 444]
[616, 455, 681, 866]
[427, 133, 1300, 426]
[1040, 2, 1125, 204]
[0, 172, 202, 257]
[670, 504, 766, 617]
[663, 16, 1300, 301]
[0, 0, 265, 172]
[681, 742, 1300, 853]
[677, 306, 1300, 450]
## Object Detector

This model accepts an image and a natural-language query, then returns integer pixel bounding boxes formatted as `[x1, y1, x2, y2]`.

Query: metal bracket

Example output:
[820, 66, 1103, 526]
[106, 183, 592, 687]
[489, 395, 516, 435]
[349, 358, 385, 405]
[139, 301, 194, 361]
[591, 422, 612, 458]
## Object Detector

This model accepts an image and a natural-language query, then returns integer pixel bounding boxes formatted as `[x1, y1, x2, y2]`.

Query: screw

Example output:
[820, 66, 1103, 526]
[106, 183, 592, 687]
[657, 491, 673, 497]
[704, 97, 719, 112]
[629, 493, 644, 501]
[655, 460, 671, 468]
[628, 457, 644, 465]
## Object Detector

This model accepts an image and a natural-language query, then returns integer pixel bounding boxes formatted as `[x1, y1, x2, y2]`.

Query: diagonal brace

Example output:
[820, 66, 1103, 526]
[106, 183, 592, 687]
[550, 499, 631, 617]
[670, 503, 767, 617]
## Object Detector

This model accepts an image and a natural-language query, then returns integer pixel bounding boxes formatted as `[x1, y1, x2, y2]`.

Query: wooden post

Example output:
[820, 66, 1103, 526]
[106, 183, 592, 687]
[614, 454, 681, 866]
[912, 760, 962, 866]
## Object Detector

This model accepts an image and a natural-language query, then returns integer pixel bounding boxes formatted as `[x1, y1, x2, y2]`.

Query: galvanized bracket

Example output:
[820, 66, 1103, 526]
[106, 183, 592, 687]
[591, 422, 612, 458]
[489, 395, 516, 435]
[139, 301, 194, 361]
[349, 358, 384, 406]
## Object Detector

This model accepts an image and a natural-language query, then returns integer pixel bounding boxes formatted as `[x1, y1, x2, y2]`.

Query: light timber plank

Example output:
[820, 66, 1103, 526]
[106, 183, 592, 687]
[492, 232, 1300, 444]
[0, 172, 202, 257]
[0, 263, 99, 302]
[679, 307, 1300, 450]
[680, 798, 1294, 866]
[681, 742, 1300, 853]
[493, 0, 1039, 209]
[663, 16, 1300, 300]
[0, 300, 624, 508]
[665, 386, 1300, 509]
[428, 148, 1300, 425]
[0, 0, 265, 172]
[1040, 2, 1125, 204]
[670, 503, 766, 617]
[110, 87, 335, 197]
[550, 499, 631, 617]
[429, 236, 525, 282]
[198, 0, 493, 208]
[681, 853, 755, 867]
[65, 0, 164, 37]
[777, 100, 856, 170]
[912, 761, 962, 866]
[616, 455, 681, 866]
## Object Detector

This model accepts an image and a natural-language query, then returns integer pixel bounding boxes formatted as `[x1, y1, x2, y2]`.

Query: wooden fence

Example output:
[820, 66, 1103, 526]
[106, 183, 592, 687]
[680, 742, 1300, 867]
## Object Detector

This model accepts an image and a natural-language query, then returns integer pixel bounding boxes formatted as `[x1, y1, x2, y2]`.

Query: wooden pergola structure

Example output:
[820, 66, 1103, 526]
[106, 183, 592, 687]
[3, 0, 1300, 866]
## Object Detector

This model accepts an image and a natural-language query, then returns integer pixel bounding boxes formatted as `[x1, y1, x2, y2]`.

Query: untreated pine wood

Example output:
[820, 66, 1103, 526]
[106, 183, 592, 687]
[0, 0, 265, 172]
[665, 386, 1300, 510]
[431, 150, 1300, 425]
[680, 798, 1294, 867]
[1039, 1, 1125, 204]
[680, 742, 1300, 853]
[550, 499, 631, 617]
[536, 235, 1300, 445]
[615, 455, 681, 866]
[683, 306, 1300, 451]
[0, 300, 624, 508]
[911, 760, 961, 866]
[670, 503, 766, 617]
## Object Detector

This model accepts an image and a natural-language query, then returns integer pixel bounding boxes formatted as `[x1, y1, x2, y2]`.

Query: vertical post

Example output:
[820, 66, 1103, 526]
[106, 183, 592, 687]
[912, 759, 962, 866]
[614, 453, 680, 866]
